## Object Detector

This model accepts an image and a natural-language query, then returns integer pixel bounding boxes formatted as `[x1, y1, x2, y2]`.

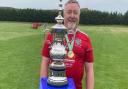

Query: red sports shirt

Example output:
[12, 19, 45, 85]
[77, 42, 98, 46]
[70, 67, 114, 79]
[42, 30, 94, 89]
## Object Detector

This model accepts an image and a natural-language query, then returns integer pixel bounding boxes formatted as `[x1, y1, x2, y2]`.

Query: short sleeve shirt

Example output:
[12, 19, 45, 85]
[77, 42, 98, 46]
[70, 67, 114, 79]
[41, 30, 94, 89]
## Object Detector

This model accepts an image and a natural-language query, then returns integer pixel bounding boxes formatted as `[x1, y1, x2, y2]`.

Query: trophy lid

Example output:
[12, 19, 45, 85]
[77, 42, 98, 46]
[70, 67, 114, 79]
[51, 0, 67, 32]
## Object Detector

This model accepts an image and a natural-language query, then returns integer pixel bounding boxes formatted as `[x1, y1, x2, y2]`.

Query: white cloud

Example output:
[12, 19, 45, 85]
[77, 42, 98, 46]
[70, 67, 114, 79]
[84, 0, 128, 13]
[0, 0, 127, 13]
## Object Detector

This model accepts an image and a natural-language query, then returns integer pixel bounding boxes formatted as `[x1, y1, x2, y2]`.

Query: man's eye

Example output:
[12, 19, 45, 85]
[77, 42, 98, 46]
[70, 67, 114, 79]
[74, 11, 79, 15]
[67, 11, 72, 14]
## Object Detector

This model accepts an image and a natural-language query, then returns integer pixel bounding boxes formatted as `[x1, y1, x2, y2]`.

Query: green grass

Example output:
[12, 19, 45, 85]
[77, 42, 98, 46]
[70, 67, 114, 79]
[0, 21, 43, 89]
[0, 21, 128, 89]
[81, 25, 128, 89]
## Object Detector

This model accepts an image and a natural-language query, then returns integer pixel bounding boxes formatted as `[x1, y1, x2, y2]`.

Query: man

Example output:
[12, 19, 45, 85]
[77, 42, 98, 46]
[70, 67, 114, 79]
[40, 0, 94, 89]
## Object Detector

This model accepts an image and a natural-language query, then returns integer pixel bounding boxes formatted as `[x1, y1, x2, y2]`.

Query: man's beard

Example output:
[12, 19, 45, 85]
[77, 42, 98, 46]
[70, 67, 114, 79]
[67, 22, 77, 31]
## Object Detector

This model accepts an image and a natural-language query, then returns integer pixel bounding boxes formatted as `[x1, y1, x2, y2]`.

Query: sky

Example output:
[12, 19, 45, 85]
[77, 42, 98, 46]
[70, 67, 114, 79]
[0, 0, 128, 14]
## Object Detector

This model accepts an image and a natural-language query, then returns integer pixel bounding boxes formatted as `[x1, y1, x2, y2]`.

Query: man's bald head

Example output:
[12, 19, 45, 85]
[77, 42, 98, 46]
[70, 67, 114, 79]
[65, 0, 80, 8]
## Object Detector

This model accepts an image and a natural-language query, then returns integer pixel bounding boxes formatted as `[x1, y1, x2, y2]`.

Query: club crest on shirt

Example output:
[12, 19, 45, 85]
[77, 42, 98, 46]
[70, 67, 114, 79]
[75, 38, 81, 47]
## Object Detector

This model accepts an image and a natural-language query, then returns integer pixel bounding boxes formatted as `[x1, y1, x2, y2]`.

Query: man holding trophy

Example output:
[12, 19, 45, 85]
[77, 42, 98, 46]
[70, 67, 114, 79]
[40, 0, 94, 89]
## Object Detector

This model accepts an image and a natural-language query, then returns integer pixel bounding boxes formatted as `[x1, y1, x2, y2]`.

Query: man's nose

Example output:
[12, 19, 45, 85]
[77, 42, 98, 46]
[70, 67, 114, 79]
[70, 12, 75, 18]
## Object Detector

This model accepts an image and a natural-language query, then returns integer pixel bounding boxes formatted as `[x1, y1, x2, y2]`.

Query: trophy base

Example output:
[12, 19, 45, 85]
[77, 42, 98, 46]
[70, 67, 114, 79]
[47, 76, 68, 87]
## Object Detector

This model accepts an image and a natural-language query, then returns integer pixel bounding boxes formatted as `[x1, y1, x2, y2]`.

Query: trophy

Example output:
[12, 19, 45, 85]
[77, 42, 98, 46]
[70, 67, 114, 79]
[47, 0, 68, 87]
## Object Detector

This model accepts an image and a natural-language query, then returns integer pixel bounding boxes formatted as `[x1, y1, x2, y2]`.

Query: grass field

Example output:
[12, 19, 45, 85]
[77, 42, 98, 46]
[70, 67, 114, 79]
[0, 21, 128, 89]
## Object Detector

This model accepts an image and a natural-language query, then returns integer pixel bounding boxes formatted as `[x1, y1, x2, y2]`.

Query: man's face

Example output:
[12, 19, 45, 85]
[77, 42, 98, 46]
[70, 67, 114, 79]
[64, 3, 80, 31]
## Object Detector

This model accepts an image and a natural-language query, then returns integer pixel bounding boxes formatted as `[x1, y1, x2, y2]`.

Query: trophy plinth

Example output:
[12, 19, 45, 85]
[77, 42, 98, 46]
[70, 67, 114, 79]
[40, 77, 76, 89]
[47, 61, 68, 86]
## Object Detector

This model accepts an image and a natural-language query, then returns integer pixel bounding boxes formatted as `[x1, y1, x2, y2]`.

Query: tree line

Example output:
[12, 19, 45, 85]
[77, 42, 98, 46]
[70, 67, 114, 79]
[0, 7, 127, 25]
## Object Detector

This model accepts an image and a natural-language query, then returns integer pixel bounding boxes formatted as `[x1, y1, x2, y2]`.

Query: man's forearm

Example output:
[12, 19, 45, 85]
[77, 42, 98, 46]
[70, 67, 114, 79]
[40, 57, 49, 78]
[86, 70, 94, 89]
[40, 65, 48, 77]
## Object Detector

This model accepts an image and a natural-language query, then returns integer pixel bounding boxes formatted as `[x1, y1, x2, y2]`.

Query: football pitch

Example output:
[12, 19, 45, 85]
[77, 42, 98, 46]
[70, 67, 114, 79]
[0, 21, 128, 89]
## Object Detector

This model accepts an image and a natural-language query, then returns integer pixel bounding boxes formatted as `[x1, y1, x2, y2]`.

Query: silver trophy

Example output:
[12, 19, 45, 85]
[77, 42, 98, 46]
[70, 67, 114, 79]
[47, 0, 68, 87]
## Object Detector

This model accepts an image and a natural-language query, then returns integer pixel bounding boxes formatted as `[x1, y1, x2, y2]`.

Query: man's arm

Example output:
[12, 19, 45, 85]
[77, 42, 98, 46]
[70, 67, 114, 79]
[85, 62, 94, 89]
[40, 56, 50, 78]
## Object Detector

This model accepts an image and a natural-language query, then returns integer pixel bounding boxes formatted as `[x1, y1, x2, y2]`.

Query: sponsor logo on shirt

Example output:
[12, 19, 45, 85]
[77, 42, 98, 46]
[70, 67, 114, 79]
[64, 59, 75, 68]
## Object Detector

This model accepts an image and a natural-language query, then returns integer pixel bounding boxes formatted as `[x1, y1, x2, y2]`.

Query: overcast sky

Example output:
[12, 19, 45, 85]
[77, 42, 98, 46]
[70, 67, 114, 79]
[0, 0, 128, 14]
